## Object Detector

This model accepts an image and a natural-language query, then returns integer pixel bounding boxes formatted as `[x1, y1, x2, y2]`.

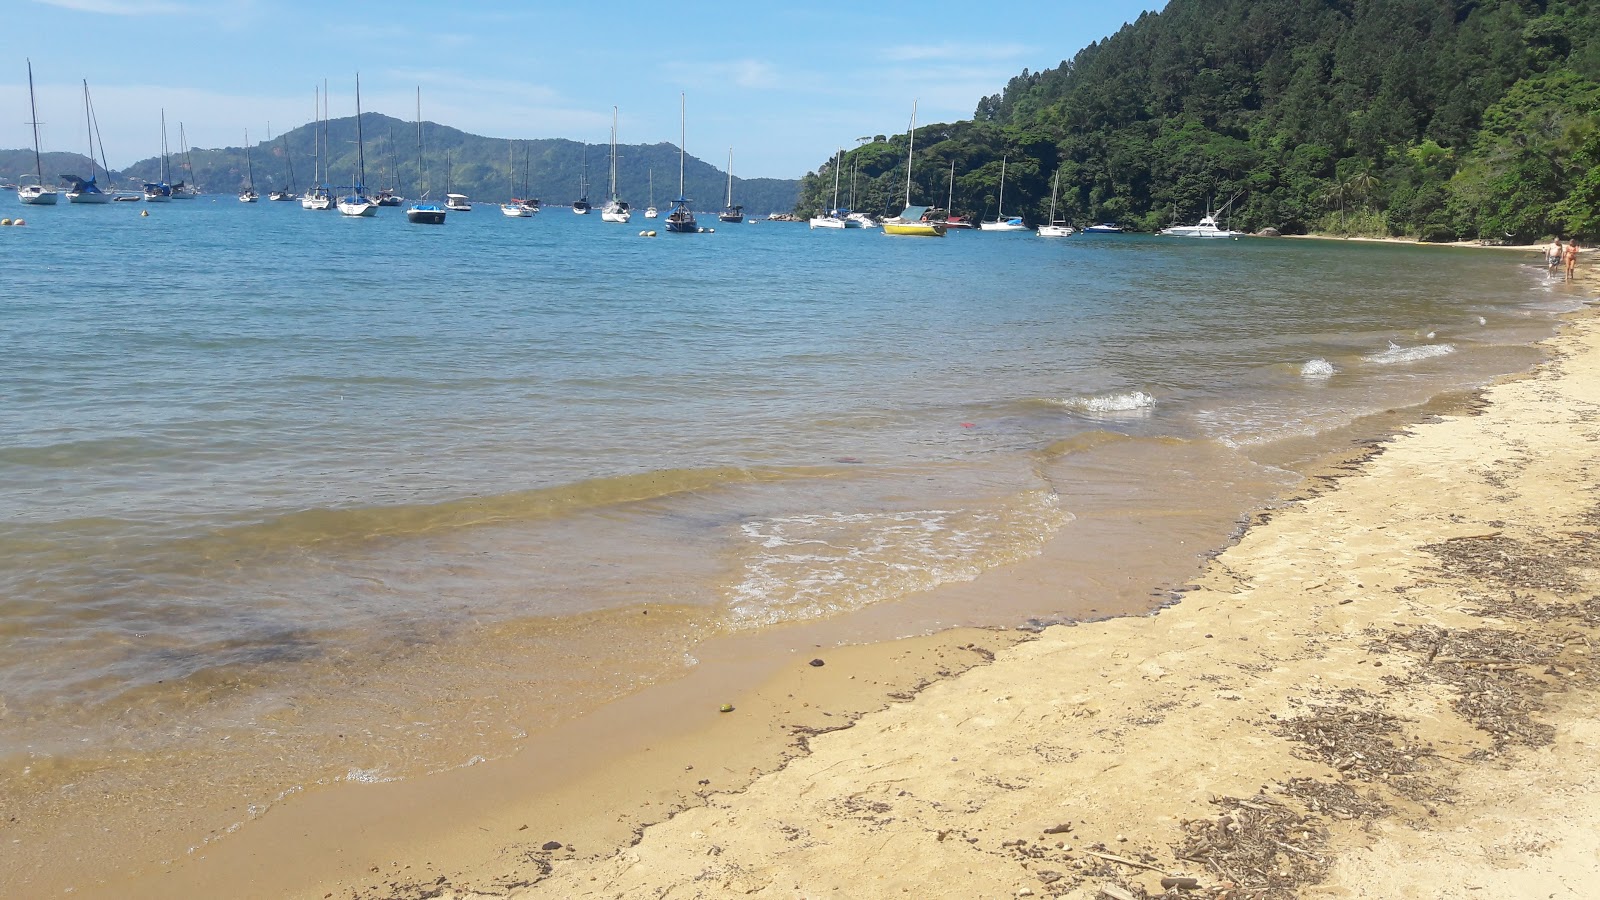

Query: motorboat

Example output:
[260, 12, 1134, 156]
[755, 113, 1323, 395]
[1083, 223, 1124, 233]
[1159, 215, 1244, 238]
[445, 193, 471, 211]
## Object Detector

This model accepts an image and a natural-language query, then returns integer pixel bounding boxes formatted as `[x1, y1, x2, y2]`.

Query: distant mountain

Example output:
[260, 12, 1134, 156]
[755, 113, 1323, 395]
[6, 115, 798, 212]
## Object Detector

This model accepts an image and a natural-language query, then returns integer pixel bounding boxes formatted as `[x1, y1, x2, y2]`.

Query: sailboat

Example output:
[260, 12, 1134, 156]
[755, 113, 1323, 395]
[501, 138, 531, 217]
[844, 156, 872, 227]
[238, 129, 259, 202]
[336, 74, 377, 216]
[171, 122, 198, 198]
[517, 144, 540, 213]
[269, 124, 298, 201]
[882, 100, 946, 237]
[406, 87, 446, 224]
[719, 148, 743, 223]
[940, 159, 973, 228]
[375, 129, 404, 205]
[1037, 169, 1072, 237]
[664, 92, 699, 233]
[980, 156, 1026, 231]
[301, 85, 334, 210]
[571, 147, 591, 214]
[808, 149, 846, 229]
[143, 110, 174, 202]
[64, 79, 111, 204]
[17, 60, 59, 205]
[644, 168, 658, 218]
[601, 107, 631, 222]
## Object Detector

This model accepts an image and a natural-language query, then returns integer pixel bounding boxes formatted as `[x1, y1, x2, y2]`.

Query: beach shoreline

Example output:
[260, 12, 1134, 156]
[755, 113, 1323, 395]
[54, 267, 1599, 900]
[466, 291, 1600, 896]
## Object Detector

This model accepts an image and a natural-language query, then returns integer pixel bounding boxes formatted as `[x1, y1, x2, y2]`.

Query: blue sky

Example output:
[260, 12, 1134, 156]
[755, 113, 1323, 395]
[8, 1, 1166, 179]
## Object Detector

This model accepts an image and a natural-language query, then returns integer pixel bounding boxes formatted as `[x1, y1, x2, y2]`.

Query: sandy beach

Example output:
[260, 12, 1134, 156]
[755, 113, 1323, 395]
[395, 283, 1599, 898]
[76, 268, 1600, 900]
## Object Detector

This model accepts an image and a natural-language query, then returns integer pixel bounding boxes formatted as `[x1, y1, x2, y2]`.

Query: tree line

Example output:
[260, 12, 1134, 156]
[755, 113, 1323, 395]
[797, 0, 1600, 241]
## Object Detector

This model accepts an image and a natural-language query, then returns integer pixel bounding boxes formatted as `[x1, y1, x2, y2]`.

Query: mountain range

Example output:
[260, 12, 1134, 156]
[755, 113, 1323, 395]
[3, 114, 800, 213]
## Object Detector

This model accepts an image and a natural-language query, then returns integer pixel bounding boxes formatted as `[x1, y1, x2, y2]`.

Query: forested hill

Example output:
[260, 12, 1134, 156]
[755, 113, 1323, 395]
[798, 0, 1600, 240]
[5, 117, 800, 214]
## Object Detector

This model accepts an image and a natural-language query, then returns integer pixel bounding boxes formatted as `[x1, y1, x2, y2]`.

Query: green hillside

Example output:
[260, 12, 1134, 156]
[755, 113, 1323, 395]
[91, 115, 797, 212]
[799, 0, 1600, 240]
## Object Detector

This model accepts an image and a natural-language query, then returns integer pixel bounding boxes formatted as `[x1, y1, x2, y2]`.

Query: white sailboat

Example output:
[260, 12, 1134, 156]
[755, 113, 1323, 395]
[1037, 169, 1072, 237]
[17, 60, 59, 205]
[980, 156, 1026, 231]
[336, 73, 377, 216]
[881, 100, 946, 237]
[501, 139, 530, 217]
[406, 87, 446, 224]
[808, 149, 846, 229]
[644, 168, 658, 218]
[600, 106, 631, 222]
[301, 86, 334, 210]
[64, 79, 112, 204]
[238, 129, 259, 202]
[269, 124, 298, 201]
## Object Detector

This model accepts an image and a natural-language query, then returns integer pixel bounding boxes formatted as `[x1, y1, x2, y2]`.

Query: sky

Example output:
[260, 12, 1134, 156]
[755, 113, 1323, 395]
[6, 1, 1167, 180]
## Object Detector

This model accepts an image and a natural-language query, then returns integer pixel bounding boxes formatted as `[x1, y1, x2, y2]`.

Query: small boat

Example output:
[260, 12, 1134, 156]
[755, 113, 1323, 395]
[375, 189, 404, 207]
[301, 86, 334, 210]
[374, 129, 404, 205]
[664, 93, 699, 233]
[1161, 192, 1245, 238]
[335, 74, 377, 217]
[269, 123, 298, 200]
[500, 139, 530, 217]
[238, 129, 259, 202]
[144, 109, 174, 202]
[17, 60, 59, 205]
[63, 80, 114, 204]
[644, 168, 658, 218]
[1036, 169, 1072, 237]
[979, 157, 1026, 231]
[445, 193, 471, 211]
[1083, 223, 1124, 234]
[1159, 215, 1244, 238]
[406, 87, 446, 225]
[846, 211, 877, 228]
[171, 123, 198, 198]
[942, 215, 975, 229]
[719, 148, 743, 223]
[601, 107, 632, 223]
[881, 101, 945, 238]
[808, 148, 847, 229]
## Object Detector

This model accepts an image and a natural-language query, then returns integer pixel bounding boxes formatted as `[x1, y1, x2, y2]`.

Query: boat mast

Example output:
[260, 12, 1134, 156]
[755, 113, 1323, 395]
[244, 129, 253, 190]
[997, 156, 1007, 219]
[414, 87, 427, 201]
[26, 59, 45, 188]
[678, 93, 685, 196]
[81, 79, 98, 181]
[180, 122, 196, 191]
[725, 148, 733, 207]
[354, 73, 366, 191]
[88, 82, 112, 187]
[1049, 168, 1058, 223]
[160, 108, 170, 183]
[609, 106, 619, 201]
[947, 159, 955, 212]
[903, 99, 918, 208]
[831, 149, 840, 212]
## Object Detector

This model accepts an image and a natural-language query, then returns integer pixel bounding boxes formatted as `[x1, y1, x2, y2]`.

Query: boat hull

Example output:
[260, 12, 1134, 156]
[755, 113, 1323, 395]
[979, 221, 1027, 232]
[337, 200, 377, 217]
[67, 191, 111, 204]
[882, 221, 947, 237]
[406, 207, 447, 224]
[644, 208, 658, 218]
[18, 186, 59, 205]
[501, 204, 531, 217]
[809, 216, 846, 229]
[601, 211, 631, 223]
[1037, 224, 1074, 237]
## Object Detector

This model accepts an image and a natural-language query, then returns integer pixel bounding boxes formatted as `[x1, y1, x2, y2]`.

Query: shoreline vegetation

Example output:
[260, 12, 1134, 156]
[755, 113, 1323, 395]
[90, 275, 1600, 899]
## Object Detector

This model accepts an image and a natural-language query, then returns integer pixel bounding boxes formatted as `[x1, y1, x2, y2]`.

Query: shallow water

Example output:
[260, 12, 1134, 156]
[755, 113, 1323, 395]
[0, 198, 1574, 890]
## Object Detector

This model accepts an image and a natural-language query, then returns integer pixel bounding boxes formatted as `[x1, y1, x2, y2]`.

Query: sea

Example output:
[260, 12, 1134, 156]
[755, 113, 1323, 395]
[0, 196, 1579, 893]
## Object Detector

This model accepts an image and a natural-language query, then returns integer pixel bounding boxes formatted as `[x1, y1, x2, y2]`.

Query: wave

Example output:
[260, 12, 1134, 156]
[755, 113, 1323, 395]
[1048, 390, 1157, 414]
[1362, 341, 1456, 365]
[1300, 358, 1336, 378]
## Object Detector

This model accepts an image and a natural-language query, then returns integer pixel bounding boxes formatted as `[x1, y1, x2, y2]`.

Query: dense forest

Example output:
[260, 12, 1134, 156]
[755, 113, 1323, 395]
[3, 116, 799, 213]
[796, 0, 1600, 241]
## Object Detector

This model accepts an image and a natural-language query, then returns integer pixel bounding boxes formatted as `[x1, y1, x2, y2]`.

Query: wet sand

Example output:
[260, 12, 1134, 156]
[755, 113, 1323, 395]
[71, 278, 1600, 899]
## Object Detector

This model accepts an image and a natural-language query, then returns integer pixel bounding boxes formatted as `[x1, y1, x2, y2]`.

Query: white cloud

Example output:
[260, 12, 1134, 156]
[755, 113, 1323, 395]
[28, 0, 191, 14]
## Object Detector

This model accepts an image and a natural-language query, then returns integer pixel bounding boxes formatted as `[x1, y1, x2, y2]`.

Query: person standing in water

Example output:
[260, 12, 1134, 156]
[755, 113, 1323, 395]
[1548, 236, 1565, 269]
[1564, 238, 1580, 283]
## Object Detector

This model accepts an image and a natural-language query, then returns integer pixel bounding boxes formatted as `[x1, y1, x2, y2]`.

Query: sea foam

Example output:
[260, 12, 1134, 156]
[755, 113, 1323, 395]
[1054, 390, 1157, 413]
[1300, 358, 1336, 378]
[1362, 342, 1456, 365]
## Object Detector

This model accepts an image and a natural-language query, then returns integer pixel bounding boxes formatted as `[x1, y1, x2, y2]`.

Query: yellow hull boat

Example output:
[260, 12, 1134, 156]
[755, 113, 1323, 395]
[882, 220, 947, 237]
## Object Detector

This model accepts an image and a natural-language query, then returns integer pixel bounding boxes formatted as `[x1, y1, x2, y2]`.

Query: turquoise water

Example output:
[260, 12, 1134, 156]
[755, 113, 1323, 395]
[0, 196, 1574, 891]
